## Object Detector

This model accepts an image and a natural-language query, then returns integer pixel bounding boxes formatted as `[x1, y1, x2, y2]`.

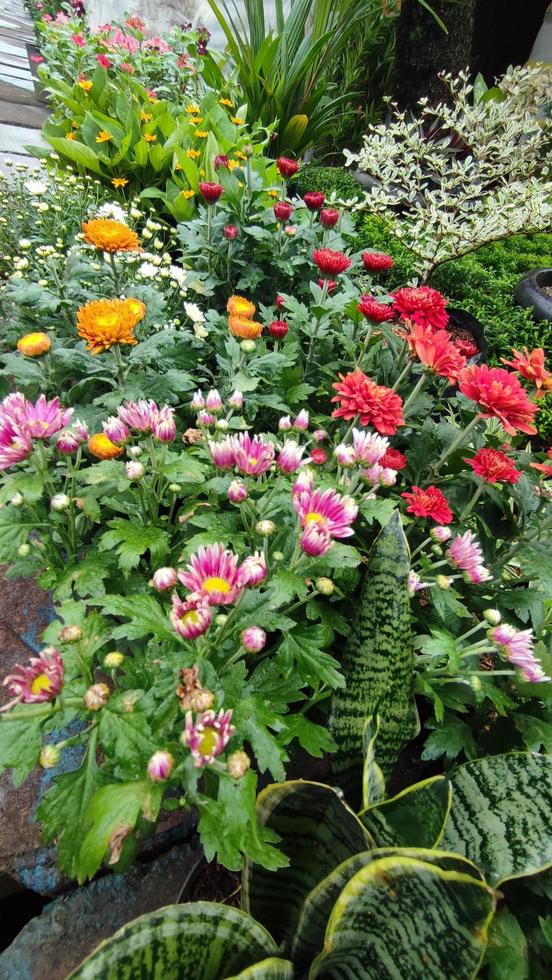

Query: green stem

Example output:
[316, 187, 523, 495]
[108, 252, 119, 294]
[402, 373, 427, 415]
[305, 279, 329, 374]
[112, 344, 127, 386]
[354, 322, 375, 369]
[392, 357, 414, 392]
[460, 483, 484, 522]
[433, 415, 480, 473]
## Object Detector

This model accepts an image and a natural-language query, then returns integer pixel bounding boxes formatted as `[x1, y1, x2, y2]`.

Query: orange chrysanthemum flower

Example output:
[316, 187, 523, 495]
[76, 298, 144, 354]
[88, 433, 124, 459]
[226, 295, 256, 319]
[82, 219, 141, 253]
[16, 332, 51, 357]
[228, 316, 263, 340]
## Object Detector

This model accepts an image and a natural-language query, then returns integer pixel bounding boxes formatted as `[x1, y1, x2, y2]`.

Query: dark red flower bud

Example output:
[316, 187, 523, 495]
[320, 207, 340, 228]
[269, 320, 288, 340]
[313, 248, 351, 276]
[277, 156, 299, 179]
[303, 191, 325, 211]
[224, 224, 238, 240]
[214, 154, 229, 171]
[318, 278, 337, 294]
[275, 294, 286, 309]
[199, 181, 223, 204]
[310, 448, 328, 465]
[274, 201, 293, 222]
[362, 251, 394, 272]
[358, 295, 395, 323]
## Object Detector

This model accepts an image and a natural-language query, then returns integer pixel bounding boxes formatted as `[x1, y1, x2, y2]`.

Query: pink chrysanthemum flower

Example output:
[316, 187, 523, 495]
[1, 647, 64, 712]
[352, 429, 389, 465]
[178, 543, 243, 605]
[489, 624, 550, 683]
[408, 571, 430, 595]
[170, 592, 213, 639]
[239, 551, 267, 587]
[191, 390, 205, 410]
[4, 394, 73, 440]
[294, 487, 358, 539]
[293, 468, 314, 495]
[362, 463, 397, 487]
[230, 432, 275, 476]
[182, 708, 235, 767]
[300, 523, 333, 556]
[56, 420, 89, 454]
[293, 410, 309, 431]
[334, 444, 356, 467]
[117, 399, 159, 432]
[151, 567, 178, 591]
[277, 441, 305, 473]
[147, 751, 174, 781]
[103, 416, 130, 443]
[241, 627, 266, 652]
[208, 438, 235, 469]
[152, 405, 176, 442]
[431, 525, 452, 543]
[447, 531, 490, 584]
[0, 419, 32, 470]
[228, 479, 248, 503]
[205, 389, 223, 412]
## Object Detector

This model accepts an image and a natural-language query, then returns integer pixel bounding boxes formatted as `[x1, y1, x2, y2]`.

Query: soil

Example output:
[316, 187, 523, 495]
[183, 859, 241, 908]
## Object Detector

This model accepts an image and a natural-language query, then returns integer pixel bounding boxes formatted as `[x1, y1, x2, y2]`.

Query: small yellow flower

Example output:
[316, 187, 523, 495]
[66, 132, 76, 141]
[174, 162, 183, 171]
[235, 151, 247, 160]
[186, 149, 200, 159]
[112, 177, 129, 188]
[147, 95, 158, 103]
[231, 116, 245, 125]
[227, 160, 241, 172]
[219, 97, 233, 108]
[195, 131, 208, 139]
[71, 120, 79, 129]
[190, 117, 204, 126]
[96, 130, 112, 144]
[180, 189, 195, 199]
[186, 104, 200, 114]
[16, 332, 51, 357]
[140, 110, 153, 122]
[144, 133, 157, 143]
[267, 189, 279, 198]
[77, 79, 93, 91]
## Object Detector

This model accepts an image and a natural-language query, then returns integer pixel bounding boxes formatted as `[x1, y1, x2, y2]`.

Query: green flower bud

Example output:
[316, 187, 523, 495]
[435, 574, 452, 590]
[17, 543, 30, 557]
[59, 625, 82, 644]
[256, 519, 275, 536]
[315, 577, 335, 596]
[272, 551, 284, 561]
[10, 492, 24, 507]
[104, 651, 125, 669]
[40, 744, 61, 768]
[483, 609, 501, 626]
[215, 614, 228, 627]
[240, 339, 256, 354]
[168, 483, 181, 492]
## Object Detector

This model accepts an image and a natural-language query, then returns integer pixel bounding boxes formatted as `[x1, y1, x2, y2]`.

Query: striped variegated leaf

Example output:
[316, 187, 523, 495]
[359, 775, 452, 848]
[292, 847, 484, 969]
[443, 751, 552, 886]
[362, 716, 386, 808]
[309, 856, 495, 979]
[329, 511, 419, 802]
[228, 959, 294, 979]
[68, 902, 279, 979]
[243, 780, 373, 949]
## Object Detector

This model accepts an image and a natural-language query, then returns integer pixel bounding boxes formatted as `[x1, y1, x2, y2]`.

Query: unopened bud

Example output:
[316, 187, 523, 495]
[272, 551, 284, 561]
[17, 543, 30, 557]
[125, 461, 145, 480]
[431, 544, 443, 557]
[227, 750, 251, 779]
[215, 614, 228, 627]
[50, 493, 71, 512]
[10, 492, 24, 507]
[315, 577, 334, 596]
[435, 575, 453, 590]
[39, 744, 61, 769]
[104, 651, 125, 669]
[189, 689, 215, 711]
[215, 418, 229, 432]
[147, 750, 174, 782]
[168, 483, 181, 492]
[470, 676, 483, 692]
[256, 519, 275, 536]
[483, 609, 501, 625]
[84, 683, 110, 711]
[240, 339, 256, 354]
[59, 625, 82, 644]
[127, 445, 143, 457]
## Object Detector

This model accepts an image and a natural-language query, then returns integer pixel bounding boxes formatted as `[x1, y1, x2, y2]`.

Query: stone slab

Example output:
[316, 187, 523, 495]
[0, 100, 47, 127]
[0, 123, 46, 155]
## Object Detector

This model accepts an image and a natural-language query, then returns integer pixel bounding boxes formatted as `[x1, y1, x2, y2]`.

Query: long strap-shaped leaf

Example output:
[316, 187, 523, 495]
[329, 510, 418, 800]
[243, 780, 374, 950]
[443, 751, 552, 887]
[228, 959, 294, 979]
[309, 856, 496, 979]
[68, 902, 279, 979]
[359, 775, 452, 849]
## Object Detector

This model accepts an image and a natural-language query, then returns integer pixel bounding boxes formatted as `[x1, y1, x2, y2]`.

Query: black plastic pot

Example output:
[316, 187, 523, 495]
[514, 268, 552, 322]
[447, 307, 487, 363]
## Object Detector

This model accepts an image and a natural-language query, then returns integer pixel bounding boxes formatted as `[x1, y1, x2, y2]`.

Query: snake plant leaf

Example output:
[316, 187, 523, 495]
[359, 775, 452, 849]
[361, 716, 386, 808]
[228, 959, 295, 979]
[329, 510, 419, 802]
[243, 780, 373, 949]
[443, 752, 552, 886]
[309, 856, 496, 979]
[292, 847, 484, 969]
[68, 902, 279, 979]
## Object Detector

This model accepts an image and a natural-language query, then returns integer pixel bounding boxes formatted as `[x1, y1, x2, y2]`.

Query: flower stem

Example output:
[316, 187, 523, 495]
[108, 252, 119, 294]
[434, 415, 480, 474]
[402, 373, 427, 415]
[392, 357, 413, 392]
[305, 279, 329, 375]
[460, 483, 484, 522]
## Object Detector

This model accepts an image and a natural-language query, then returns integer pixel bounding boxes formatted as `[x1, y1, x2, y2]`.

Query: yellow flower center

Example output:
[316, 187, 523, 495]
[248, 457, 258, 466]
[96, 314, 119, 329]
[198, 728, 217, 756]
[182, 610, 200, 626]
[31, 673, 53, 695]
[305, 512, 324, 525]
[202, 576, 231, 594]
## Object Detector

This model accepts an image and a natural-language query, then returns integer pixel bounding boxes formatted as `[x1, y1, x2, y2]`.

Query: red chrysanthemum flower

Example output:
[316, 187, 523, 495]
[320, 208, 340, 228]
[501, 347, 552, 398]
[362, 251, 394, 273]
[404, 322, 467, 382]
[303, 191, 325, 211]
[310, 448, 328, 465]
[454, 337, 479, 359]
[199, 181, 223, 204]
[458, 364, 539, 436]
[401, 485, 453, 524]
[268, 320, 288, 339]
[392, 286, 449, 331]
[464, 447, 521, 484]
[358, 295, 395, 323]
[331, 368, 405, 436]
[277, 156, 299, 178]
[380, 448, 408, 470]
[313, 248, 351, 277]
[318, 278, 337, 293]
[274, 201, 293, 222]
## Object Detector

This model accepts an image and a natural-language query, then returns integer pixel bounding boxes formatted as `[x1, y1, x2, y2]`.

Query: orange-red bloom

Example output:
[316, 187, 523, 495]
[458, 364, 539, 436]
[404, 322, 467, 382]
[392, 286, 449, 331]
[501, 347, 552, 398]
[82, 219, 141, 253]
[228, 316, 263, 339]
[77, 298, 144, 354]
[401, 485, 453, 524]
[16, 332, 51, 357]
[464, 448, 521, 484]
[87, 433, 124, 459]
[226, 295, 256, 319]
[531, 448, 552, 478]
[331, 368, 404, 435]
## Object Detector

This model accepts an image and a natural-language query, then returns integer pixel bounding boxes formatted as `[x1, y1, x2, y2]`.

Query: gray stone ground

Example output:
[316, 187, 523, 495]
[0, 0, 47, 168]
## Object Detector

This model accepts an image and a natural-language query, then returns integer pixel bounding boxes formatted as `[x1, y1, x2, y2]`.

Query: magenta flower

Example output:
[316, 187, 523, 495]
[352, 429, 389, 465]
[170, 592, 213, 639]
[117, 399, 158, 432]
[239, 551, 267, 587]
[408, 571, 430, 595]
[152, 406, 176, 442]
[362, 463, 397, 486]
[191, 390, 205, 410]
[205, 389, 223, 412]
[4, 394, 73, 440]
[431, 525, 452, 543]
[313, 429, 327, 442]
[292, 410, 309, 431]
[293, 469, 313, 496]
[300, 523, 333, 556]
[56, 419, 89, 454]
[334, 444, 356, 467]
[278, 416, 292, 431]
[182, 708, 235, 767]
[241, 627, 266, 652]
[208, 438, 235, 469]
[178, 543, 243, 605]
[1, 647, 64, 712]
[151, 567, 178, 590]
[277, 441, 305, 473]
[147, 750, 174, 782]
[228, 390, 244, 409]
[103, 416, 130, 443]
[228, 479, 248, 503]
[197, 411, 215, 427]
[447, 531, 491, 584]
[230, 432, 275, 476]
[489, 624, 550, 683]
[294, 487, 358, 539]
[0, 420, 32, 470]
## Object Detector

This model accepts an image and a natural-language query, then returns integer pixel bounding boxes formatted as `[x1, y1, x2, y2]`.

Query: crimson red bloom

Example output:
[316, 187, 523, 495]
[404, 322, 467, 382]
[381, 448, 408, 470]
[358, 295, 395, 323]
[501, 347, 552, 398]
[313, 248, 351, 277]
[401, 485, 453, 524]
[310, 448, 328, 465]
[320, 208, 340, 228]
[331, 368, 405, 436]
[275, 294, 286, 309]
[531, 449, 552, 477]
[464, 448, 521, 484]
[318, 278, 337, 294]
[277, 157, 299, 179]
[268, 320, 288, 340]
[362, 251, 394, 273]
[199, 181, 223, 204]
[214, 154, 229, 170]
[392, 286, 449, 331]
[274, 201, 293, 222]
[454, 337, 479, 359]
[459, 364, 539, 436]
[304, 191, 325, 211]
[224, 225, 238, 240]
[96, 54, 112, 68]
